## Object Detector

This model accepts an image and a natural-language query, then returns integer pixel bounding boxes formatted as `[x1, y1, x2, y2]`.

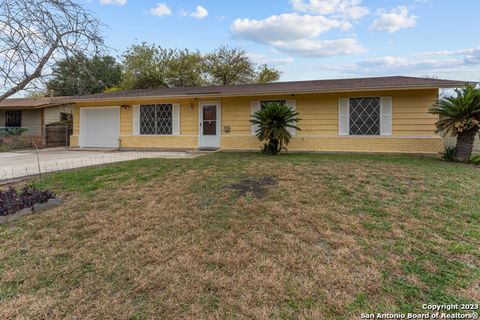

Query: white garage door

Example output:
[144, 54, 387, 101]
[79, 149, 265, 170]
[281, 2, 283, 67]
[80, 107, 120, 148]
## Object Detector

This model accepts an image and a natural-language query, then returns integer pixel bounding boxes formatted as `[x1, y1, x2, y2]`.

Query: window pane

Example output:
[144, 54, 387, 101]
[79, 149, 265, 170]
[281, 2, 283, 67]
[140, 105, 157, 135]
[349, 97, 380, 135]
[140, 104, 173, 135]
[203, 106, 216, 135]
[5, 111, 22, 127]
[155, 104, 172, 135]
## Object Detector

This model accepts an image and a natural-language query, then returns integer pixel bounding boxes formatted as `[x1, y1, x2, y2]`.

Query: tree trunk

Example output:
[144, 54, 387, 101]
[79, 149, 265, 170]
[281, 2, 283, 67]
[455, 130, 477, 162]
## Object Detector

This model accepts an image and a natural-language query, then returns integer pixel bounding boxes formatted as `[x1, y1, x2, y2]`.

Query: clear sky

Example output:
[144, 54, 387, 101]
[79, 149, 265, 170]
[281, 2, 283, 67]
[82, 0, 480, 82]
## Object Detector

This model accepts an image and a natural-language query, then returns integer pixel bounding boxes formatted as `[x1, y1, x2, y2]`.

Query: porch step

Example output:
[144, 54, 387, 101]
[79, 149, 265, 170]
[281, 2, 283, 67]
[196, 148, 220, 154]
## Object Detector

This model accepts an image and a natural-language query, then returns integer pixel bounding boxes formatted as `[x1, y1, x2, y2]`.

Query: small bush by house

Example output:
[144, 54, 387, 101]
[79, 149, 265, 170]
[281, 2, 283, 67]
[0, 187, 55, 216]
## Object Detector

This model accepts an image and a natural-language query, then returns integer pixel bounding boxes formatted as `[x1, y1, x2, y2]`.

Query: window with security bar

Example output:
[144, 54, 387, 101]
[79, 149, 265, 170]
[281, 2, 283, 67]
[349, 97, 380, 135]
[5, 111, 22, 127]
[140, 104, 173, 135]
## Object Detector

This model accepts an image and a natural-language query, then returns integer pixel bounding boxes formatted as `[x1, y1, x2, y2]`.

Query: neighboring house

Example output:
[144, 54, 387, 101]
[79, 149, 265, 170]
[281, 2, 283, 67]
[69, 76, 466, 154]
[0, 97, 73, 146]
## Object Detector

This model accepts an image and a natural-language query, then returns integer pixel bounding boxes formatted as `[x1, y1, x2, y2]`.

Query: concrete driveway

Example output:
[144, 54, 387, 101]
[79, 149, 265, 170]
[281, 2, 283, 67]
[0, 148, 199, 182]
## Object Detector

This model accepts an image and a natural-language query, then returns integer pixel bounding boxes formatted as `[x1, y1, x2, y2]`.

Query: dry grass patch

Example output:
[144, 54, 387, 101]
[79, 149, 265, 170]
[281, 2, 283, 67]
[0, 153, 479, 319]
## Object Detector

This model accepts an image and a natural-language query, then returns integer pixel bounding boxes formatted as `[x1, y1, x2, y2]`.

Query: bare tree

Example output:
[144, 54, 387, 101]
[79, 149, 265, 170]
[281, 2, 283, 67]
[0, 0, 104, 102]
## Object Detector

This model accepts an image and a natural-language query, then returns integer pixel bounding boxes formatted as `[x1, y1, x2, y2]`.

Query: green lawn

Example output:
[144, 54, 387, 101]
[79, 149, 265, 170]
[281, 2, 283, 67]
[1, 153, 479, 319]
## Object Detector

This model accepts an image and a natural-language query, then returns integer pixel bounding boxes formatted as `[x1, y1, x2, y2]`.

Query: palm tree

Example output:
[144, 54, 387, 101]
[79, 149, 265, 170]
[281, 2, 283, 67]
[251, 102, 301, 154]
[430, 85, 480, 162]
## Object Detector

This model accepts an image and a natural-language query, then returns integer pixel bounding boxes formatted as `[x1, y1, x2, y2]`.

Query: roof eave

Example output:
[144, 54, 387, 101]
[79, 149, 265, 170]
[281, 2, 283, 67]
[70, 84, 467, 103]
[0, 103, 65, 109]
[0, 106, 43, 110]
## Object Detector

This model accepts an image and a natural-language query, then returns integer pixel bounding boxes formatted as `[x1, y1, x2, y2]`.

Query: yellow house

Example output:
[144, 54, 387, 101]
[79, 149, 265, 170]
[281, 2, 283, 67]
[70, 76, 466, 154]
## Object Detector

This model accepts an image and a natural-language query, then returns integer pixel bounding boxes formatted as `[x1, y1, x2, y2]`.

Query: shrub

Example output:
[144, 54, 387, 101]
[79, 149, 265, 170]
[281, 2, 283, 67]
[250, 102, 301, 155]
[471, 155, 480, 165]
[0, 134, 33, 151]
[0, 127, 28, 136]
[0, 186, 55, 216]
[442, 147, 457, 162]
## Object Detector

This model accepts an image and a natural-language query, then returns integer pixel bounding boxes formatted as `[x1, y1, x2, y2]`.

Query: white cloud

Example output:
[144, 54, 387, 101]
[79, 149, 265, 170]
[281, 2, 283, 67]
[356, 56, 460, 72]
[274, 38, 365, 57]
[190, 6, 208, 19]
[232, 13, 350, 43]
[327, 46, 480, 75]
[290, 0, 369, 20]
[181, 5, 209, 19]
[231, 1, 370, 58]
[369, 6, 417, 33]
[246, 53, 294, 65]
[99, 0, 127, 5]
[149, 3, 172, 17]
[415, 47, 480, 59]
[231, 13, 364, 57]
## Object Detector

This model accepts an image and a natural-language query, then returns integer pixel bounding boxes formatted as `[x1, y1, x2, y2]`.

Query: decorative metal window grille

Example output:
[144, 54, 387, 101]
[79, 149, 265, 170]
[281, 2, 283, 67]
[349, 97, 380, 135]
[5, 111, 22, 127]
[140, 104, 173, 135]
[261, 100, 286, 109]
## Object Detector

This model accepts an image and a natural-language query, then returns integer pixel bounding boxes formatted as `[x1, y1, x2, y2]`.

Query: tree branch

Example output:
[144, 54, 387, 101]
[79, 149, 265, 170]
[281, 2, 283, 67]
[0, 0, 104, 102]
[0, 39, 58, 101]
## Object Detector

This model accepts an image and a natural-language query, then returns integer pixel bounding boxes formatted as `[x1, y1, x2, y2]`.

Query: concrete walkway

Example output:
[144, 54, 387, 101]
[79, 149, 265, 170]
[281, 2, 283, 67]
[0, 148, 200, 182]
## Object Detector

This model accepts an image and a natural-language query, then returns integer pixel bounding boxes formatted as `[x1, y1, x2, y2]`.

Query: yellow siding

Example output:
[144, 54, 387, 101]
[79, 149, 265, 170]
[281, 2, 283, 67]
[120, 136, 198, 149]
[71, 88, 442, 153]
[120, 106, 132, 136]
[219, 89, 439, 138]
[70, 135, 79, 148]
[71, 99, 198, 149]
[73, 105, 80, 135]
[221, 136, 442, 153]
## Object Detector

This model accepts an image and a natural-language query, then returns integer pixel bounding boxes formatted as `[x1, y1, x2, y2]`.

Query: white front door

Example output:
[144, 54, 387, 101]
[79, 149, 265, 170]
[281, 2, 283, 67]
[199, 102, 221, 149]
[80, 107, 120, 148]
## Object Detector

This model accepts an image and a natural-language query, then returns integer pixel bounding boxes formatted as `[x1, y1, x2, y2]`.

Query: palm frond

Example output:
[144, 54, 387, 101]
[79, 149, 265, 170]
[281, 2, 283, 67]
[250, 102, 301, 154]
[429, 84, 480, 136]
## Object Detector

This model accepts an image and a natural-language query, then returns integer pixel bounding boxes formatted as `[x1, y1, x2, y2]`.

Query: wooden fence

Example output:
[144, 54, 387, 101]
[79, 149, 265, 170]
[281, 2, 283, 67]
[45, 125, 71, 147]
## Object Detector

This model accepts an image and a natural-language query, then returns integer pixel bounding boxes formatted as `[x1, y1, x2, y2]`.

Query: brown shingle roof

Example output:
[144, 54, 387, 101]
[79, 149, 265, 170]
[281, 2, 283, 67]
[0, 97, 71, 109]
[70, 76, 469, 102]
[0, 76, 470, 106]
